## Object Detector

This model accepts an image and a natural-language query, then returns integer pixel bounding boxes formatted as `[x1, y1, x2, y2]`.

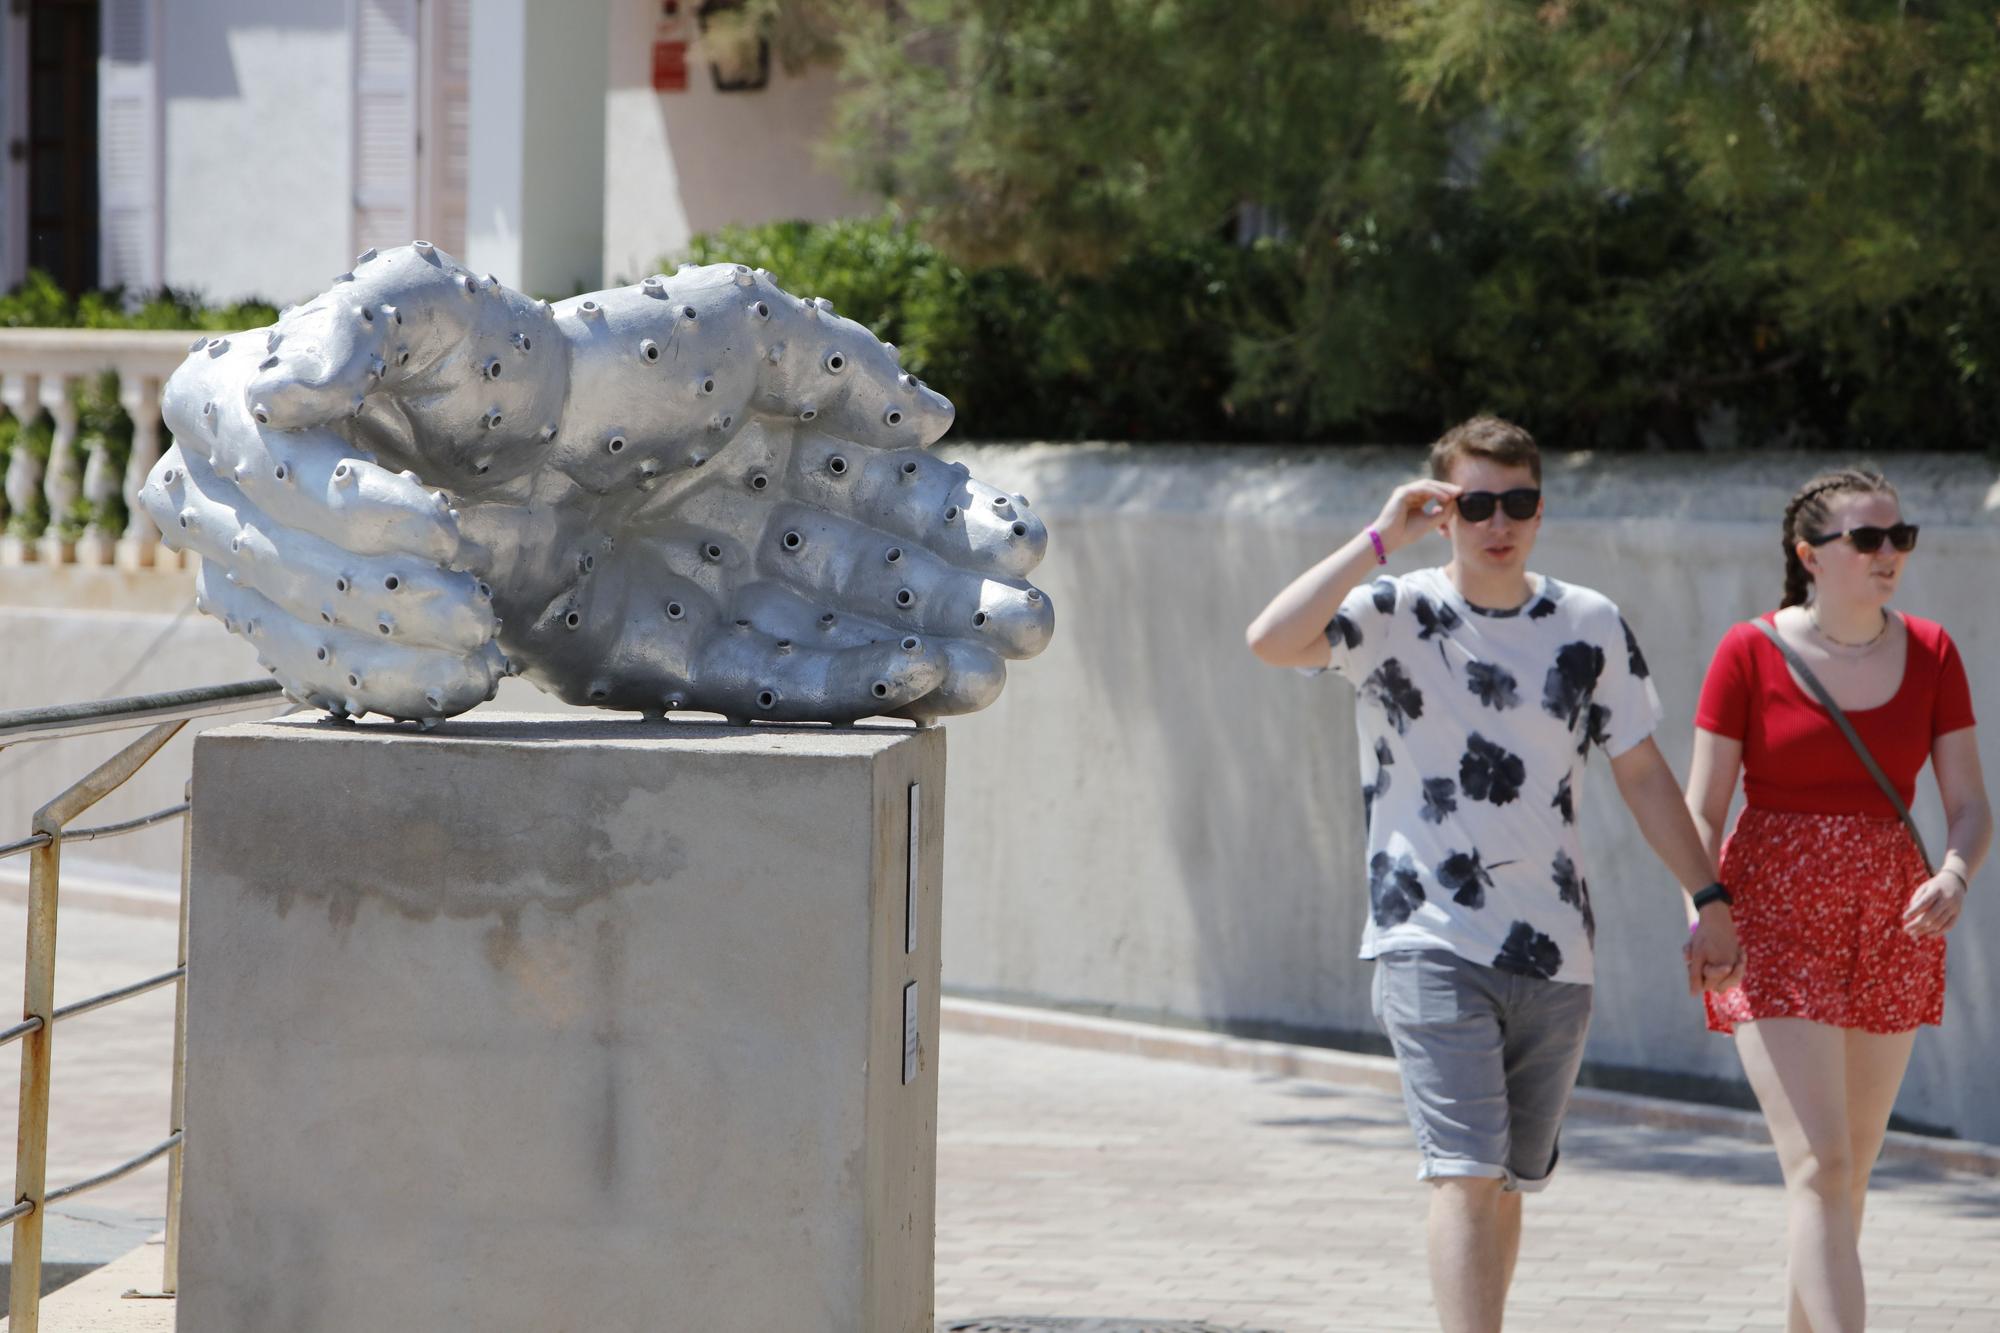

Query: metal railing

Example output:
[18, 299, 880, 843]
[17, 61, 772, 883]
[0, 679, 283, 1330]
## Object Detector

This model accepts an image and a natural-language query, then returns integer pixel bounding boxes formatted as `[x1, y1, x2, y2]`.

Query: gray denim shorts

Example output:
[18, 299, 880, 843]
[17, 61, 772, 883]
[1371, 948, 1594, 1192]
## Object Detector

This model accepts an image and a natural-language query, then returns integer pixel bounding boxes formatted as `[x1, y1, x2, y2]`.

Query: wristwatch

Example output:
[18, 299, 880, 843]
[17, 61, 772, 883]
[1691, 882, 1733, 911]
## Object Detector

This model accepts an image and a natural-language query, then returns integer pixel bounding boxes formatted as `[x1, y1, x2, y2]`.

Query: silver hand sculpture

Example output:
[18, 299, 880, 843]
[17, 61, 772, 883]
[137, 244, 1053, 727]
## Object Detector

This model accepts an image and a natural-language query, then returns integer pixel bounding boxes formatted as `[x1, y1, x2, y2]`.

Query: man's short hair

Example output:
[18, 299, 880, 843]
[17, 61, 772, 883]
[1428, 416, 1541, 486]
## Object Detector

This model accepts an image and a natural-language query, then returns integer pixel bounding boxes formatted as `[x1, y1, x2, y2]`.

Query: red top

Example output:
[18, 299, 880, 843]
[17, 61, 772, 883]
[1696, 613, 1977, 818]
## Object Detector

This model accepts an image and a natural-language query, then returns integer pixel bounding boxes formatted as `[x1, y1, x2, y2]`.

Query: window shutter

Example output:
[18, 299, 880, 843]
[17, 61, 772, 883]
[99, 0, 160, 289]
[422, 0, 471, 257]
[353, 0, 420, 254]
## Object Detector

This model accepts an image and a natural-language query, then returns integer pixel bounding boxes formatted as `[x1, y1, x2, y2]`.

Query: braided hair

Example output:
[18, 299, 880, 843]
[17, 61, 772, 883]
[1780, 468, 1898, 608]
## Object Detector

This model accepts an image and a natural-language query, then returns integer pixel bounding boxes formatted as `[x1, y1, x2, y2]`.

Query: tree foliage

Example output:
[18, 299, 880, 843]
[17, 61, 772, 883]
[796, 0, 2000, 448]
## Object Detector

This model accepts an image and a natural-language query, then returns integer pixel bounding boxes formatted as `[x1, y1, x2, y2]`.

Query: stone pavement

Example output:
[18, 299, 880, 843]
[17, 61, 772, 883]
[5, 900, 2000, 1331]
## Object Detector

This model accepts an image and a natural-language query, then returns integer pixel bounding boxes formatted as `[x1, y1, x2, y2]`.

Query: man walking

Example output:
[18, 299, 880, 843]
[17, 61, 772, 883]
[1246, 416, 1741, 1332]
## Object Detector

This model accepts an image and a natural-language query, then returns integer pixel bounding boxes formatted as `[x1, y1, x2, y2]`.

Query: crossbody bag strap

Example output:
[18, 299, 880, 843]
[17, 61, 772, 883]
[1752, 617, 1934, 874]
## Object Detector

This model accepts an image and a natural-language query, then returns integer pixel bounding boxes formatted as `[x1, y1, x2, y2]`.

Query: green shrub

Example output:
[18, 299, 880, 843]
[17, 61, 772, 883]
[675, 216, 1301, 441]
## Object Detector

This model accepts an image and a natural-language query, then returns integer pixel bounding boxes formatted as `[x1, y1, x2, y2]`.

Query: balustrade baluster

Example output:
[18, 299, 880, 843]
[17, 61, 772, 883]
[35, 374, 80, 566]
[0, 371, 43, 567]
[117, 374, 167, 569]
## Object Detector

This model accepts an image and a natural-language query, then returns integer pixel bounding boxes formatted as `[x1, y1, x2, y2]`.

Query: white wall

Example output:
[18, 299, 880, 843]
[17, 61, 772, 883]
[601, 0, 877, 283]
[464, 0, 608, 297]
[158, 1, 352, 306]
[10, 448, 2000, 1145]
[929, 444, 2000, 1144]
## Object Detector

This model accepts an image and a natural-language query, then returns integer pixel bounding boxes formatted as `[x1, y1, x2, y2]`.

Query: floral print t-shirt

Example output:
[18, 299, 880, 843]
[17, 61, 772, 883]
[1312, 567, 1661, 986]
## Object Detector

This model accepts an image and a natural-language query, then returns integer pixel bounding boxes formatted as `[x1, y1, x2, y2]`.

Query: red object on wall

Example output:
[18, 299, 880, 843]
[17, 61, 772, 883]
[653, 40, 689, 92]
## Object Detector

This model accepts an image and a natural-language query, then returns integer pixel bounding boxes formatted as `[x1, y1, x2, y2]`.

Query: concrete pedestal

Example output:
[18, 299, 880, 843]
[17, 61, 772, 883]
[180, 714, 944, 1333]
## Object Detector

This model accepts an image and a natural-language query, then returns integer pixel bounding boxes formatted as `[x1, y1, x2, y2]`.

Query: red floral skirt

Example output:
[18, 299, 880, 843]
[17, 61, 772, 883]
[1705, 807, 1944, 1036]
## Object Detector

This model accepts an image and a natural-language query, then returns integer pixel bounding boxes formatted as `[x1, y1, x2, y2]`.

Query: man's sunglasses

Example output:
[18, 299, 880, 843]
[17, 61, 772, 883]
[1454, 488, 1541, 523]
[1803, 523, 1920, 554]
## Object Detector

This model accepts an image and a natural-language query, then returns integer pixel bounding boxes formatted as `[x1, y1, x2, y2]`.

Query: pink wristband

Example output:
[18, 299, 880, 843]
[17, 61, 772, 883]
[1366, 528, 1388, 565]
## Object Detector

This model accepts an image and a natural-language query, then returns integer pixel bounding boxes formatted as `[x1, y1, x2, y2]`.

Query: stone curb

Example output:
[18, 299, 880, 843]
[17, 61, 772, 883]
[940, 996, 2000, 1179]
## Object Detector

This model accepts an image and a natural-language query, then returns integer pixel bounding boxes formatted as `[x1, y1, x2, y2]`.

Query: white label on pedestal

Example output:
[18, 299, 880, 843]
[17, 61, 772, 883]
[902, 980, 919, 1085]
[905, 783, 920, 955]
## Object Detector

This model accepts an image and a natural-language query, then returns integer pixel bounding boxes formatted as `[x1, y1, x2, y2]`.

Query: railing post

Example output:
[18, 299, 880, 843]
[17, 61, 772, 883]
[6, 721, 184, 1330]
[35, 374, 78, 567]
[162, 779, 192, 1293]
[8, 834, 60, 1331]
[116, 374, 166, 571]
[0, 370, 42, 567]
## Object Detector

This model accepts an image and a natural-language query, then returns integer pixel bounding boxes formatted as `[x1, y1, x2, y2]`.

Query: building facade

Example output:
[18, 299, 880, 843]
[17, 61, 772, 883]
[0, 0, 874, 306]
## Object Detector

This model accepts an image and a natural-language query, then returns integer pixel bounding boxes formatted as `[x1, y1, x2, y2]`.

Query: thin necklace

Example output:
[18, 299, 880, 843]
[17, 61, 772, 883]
[1809, 603, 1890, 650]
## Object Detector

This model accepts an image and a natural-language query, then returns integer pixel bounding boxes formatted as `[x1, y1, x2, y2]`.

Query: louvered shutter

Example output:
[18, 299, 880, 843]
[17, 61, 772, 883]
[353, 0, 420, 254]
[99, 0, 160, 289]
[422, 0, 470, 257]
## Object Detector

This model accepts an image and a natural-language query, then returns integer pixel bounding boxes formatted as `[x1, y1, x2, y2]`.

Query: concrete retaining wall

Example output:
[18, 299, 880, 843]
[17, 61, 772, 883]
[5, 446, 1998, 1142]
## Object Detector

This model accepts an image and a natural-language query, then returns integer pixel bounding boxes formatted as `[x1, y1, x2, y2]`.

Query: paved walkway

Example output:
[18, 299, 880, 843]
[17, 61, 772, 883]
[6, 900, 2000, 1331]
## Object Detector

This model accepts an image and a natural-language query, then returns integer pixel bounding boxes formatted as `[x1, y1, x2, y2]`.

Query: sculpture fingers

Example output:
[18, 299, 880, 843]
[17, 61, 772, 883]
[245, 244, 567, 488]
[143, 443, 497, 654]
[192, 566, 506, 721]
[497, 556, 947, 722]
[162, 329, 465, 563]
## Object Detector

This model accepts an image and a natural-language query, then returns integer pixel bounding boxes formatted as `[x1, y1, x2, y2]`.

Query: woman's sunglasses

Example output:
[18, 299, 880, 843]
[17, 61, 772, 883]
[1804, 523, 1920, 554]
[1454, 488, 1542, 523]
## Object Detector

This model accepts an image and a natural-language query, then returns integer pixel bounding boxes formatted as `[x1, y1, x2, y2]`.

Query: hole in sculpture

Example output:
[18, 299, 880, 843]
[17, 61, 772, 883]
[829, 456, 847, 474]
[334, 576, 350, 593]
[682, 305, 698, 320]
[348, 674, 360, 688]
[378, 623, 391, 636]
[398, 350, 411, 366]
[896, 589, 914, 608]
[749, 473, 768, 491]
[902, 636, 920, 651]
[666, 602, 684, 620]
[973, 611, 988, 627]
[824, 352, 845, 373]
[886, 547, 903, 563]
[1012, 521, 1029, 537]
[820, 613, 837, 625]
[799, 408, 817, 421]
[944, 506, 959, 523]
[316, 647, 328, 662]
[361, 307, 374, 322]
[755, 302, 770, 318]
[273, 464, 287, 481]
[885, 409, 903, 426]
[608, 436, 626, 453]
[641, 341, 660, 362]
[901, 460, 918, 477]
[701, 377, 716, 394]
[757, 691, 775, 710]
[384, 575, 400, 591]
[993, 496, 1009, 509]
[704, 543, 722, 561]
[565, 611, 581, 629]
[872, 681, 890, 698]
[486, 360, 502, 379]
[783, 531, 802, 550]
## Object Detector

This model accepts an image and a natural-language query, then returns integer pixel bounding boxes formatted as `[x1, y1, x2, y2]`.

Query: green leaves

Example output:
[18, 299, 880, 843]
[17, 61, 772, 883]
[775, 0, 2000, 448]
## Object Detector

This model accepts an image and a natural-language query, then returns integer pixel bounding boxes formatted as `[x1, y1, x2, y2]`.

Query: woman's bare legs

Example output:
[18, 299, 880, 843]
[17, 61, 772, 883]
[1736, 1018, 1872, 1333]
[1842, 1027, 1919, 1239]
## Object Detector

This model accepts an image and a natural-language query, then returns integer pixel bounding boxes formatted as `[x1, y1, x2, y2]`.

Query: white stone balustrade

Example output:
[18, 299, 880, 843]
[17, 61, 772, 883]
[0, 329, 192, 569]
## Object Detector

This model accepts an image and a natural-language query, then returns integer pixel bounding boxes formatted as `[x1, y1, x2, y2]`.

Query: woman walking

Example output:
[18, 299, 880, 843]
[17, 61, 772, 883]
[1686, 468, 1992, 1332]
